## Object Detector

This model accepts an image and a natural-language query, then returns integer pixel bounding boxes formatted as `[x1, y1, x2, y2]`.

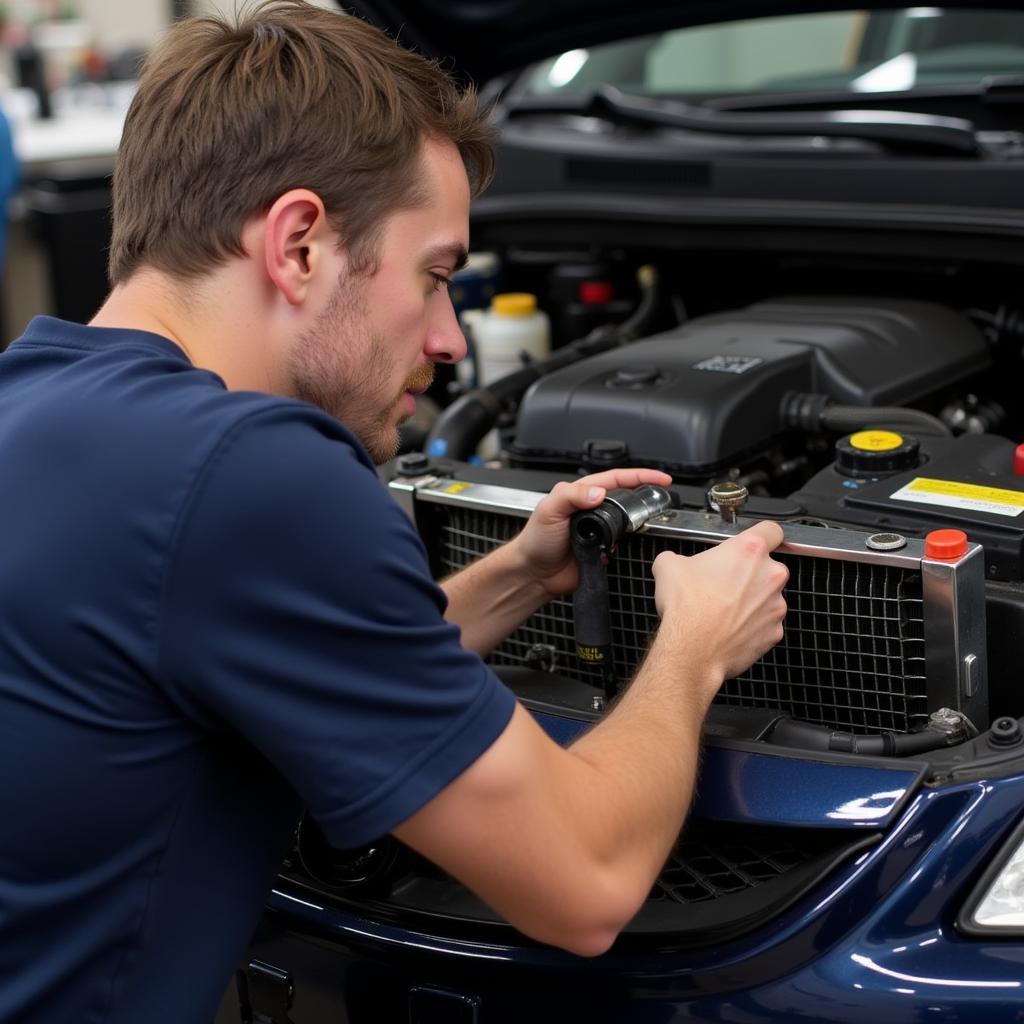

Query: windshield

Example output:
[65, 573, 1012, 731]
[522, 8, 1024, 99]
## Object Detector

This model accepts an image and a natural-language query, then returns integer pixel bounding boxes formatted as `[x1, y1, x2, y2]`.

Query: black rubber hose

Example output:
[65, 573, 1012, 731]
[767, 716, 953, 756]
[424, 387, 504, 460]
[571, 506, 627, 701]
[425, 334, 611, 460]
[424, 367, 533, 462]
[822, 404, 952, 438]
[425, 269, 662, 461]
[613, 263, 662, 342]
[781, 392, 951, 438]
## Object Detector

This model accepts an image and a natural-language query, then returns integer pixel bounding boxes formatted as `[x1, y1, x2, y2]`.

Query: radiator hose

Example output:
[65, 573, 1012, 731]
[570, 484, 674, 702]
[781, 392, 952, 438]
[767, 715, 958, 756]
[426, 266, 662, 461]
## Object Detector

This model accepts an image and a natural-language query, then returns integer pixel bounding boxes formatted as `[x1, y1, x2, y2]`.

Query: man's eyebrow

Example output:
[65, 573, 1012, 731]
[424, 243, 469, 273]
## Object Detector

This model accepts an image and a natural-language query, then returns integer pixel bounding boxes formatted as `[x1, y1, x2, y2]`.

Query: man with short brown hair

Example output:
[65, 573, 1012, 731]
[109, 0, 494, 286]
[0, 3, 786, 1021]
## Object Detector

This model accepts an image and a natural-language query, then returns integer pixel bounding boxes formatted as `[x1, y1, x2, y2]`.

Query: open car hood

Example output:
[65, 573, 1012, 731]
[342, 0, 1019, 84]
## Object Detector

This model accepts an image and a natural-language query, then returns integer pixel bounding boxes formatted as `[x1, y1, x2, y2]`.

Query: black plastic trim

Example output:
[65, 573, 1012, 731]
[280, 824, 879, 951]
[474, 193, 1024, 238]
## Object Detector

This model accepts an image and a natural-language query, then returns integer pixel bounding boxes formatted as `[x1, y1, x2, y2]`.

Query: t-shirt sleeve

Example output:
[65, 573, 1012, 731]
[156, 405, 516, 846]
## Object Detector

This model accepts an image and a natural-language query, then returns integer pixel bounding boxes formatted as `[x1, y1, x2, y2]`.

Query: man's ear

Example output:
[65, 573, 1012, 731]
[262, 189, 335, 306]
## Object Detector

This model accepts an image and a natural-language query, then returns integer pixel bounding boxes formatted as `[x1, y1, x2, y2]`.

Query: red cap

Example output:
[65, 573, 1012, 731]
[925, 529, 968, 560]
[579, 280, 614, 305]
[1015, 442, 1024, 476]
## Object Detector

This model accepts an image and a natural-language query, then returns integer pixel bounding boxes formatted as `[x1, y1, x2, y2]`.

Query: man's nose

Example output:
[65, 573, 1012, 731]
[424, 297, 468, 364]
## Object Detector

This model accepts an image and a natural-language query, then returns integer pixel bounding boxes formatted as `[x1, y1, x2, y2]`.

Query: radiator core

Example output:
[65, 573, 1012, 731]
[393, 477, 988, 735]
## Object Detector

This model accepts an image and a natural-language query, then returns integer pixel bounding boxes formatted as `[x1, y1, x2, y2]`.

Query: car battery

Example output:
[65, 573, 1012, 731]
[790, 430, 1024, 581]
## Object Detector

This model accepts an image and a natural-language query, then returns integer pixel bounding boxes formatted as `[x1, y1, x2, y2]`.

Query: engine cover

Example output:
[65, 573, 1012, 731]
[509, 297, 989, 475]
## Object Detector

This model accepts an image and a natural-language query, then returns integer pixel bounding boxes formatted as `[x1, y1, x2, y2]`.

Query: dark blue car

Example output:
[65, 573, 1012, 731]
[218, 4, 1024, 1021]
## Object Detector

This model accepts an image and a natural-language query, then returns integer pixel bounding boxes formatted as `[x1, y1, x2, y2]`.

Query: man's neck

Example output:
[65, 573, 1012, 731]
[90, 266, 283, 395]
[91, 271, 196, 361]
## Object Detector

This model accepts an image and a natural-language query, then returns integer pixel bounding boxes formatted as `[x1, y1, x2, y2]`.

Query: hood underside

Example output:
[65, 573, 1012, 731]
[341, 0, 1023, 84]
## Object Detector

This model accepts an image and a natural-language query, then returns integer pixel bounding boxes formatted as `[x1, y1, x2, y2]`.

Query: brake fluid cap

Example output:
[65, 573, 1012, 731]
[925, 528, 969, 560]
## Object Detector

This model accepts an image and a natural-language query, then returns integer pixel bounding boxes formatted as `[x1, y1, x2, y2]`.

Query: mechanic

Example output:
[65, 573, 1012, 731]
[0, 3, 788, 1021]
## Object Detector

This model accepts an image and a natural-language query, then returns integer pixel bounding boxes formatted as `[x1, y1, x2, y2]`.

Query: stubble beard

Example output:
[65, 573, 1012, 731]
[287, 279, 433, 464]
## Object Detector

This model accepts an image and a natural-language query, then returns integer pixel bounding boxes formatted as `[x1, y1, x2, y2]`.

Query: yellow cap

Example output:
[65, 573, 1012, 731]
[850, 430, 905, 452]
[491, 292, 537, 317]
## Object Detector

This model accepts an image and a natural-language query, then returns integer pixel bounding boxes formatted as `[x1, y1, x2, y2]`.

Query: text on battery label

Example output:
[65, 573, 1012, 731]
[889, 477, 1024, 518]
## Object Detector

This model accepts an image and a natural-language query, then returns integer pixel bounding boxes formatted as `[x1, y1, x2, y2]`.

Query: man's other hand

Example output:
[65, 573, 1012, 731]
[514, 469, 673, 598]
[652, 520, 789, 695]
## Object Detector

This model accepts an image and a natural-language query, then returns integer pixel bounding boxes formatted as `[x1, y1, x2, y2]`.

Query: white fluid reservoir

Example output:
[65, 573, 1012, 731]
[468, 292, 551, 387]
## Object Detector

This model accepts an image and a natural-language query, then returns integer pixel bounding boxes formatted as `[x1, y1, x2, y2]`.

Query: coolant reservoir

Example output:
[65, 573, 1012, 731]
[468, 292, 551, 387]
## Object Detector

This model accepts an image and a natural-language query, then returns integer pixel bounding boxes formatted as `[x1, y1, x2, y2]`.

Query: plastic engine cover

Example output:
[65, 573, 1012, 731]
[509, 297, 990, 475]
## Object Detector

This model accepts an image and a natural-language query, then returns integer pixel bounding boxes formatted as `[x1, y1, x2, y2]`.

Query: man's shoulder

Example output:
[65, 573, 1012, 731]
[6, 314, 375, 469]
[197, 390, 377, 482]
[129, 382, 381, 518]
[1, 316, 381, 519]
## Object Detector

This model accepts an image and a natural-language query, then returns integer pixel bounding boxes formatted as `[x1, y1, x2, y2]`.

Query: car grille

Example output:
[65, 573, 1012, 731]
[651, 824, 814, 905]
[284, 815, 874, 944]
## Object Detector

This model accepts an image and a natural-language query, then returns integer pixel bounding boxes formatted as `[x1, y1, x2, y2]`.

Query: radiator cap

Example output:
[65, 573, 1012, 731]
[925, 528, 968, 560]
[836, 430, 920, 478]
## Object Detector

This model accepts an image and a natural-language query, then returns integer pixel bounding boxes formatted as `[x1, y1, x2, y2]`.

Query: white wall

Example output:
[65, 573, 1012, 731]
[75, 0, 167, 50]
[6, 0, 168, 51]
[193, 0, 337, 17]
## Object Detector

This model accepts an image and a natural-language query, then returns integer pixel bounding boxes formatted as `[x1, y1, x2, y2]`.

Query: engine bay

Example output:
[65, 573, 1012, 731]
[322, 245, 1024, 933]
[406, 243, 1024, 758]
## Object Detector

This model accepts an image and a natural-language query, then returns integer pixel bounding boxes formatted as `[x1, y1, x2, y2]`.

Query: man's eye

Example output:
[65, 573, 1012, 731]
[430, 273, 452, 293]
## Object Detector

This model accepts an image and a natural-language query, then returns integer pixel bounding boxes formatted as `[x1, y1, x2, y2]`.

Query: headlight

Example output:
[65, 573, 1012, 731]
[960, 818, 1024, 935]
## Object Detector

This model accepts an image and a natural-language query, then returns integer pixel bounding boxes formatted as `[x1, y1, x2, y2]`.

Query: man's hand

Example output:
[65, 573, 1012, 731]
[652, 520, 789, 700]
[512, 468, 673, 598]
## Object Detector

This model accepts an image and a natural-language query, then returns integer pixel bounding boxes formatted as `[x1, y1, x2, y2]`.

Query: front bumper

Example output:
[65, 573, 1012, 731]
[216, 755, 1024, 1024]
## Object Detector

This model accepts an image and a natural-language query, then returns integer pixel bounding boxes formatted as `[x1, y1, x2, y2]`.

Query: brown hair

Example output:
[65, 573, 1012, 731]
[108, 0, 494, 285]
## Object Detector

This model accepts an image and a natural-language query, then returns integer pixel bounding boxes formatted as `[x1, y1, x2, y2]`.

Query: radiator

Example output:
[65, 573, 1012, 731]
[390, 476, 989, 735]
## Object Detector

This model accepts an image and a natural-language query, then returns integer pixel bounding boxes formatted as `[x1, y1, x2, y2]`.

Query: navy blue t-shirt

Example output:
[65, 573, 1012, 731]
[0, 317, 516, 1023]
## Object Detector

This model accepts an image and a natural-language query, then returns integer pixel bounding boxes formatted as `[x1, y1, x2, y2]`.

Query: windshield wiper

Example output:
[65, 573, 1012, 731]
[505, 84, 981, 157]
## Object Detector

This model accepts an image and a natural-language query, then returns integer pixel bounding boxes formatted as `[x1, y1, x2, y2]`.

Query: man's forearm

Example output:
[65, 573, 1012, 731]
[396, 524, 787, 956]
[394, 625, 719, 956]
[442, 540, 550, 655]
[561, 623, 714, 894]
[447, 558, 711, 889]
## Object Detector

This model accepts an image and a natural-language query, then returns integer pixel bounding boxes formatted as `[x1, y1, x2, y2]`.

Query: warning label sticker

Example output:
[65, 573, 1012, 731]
[889, 477, 1024, 518]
